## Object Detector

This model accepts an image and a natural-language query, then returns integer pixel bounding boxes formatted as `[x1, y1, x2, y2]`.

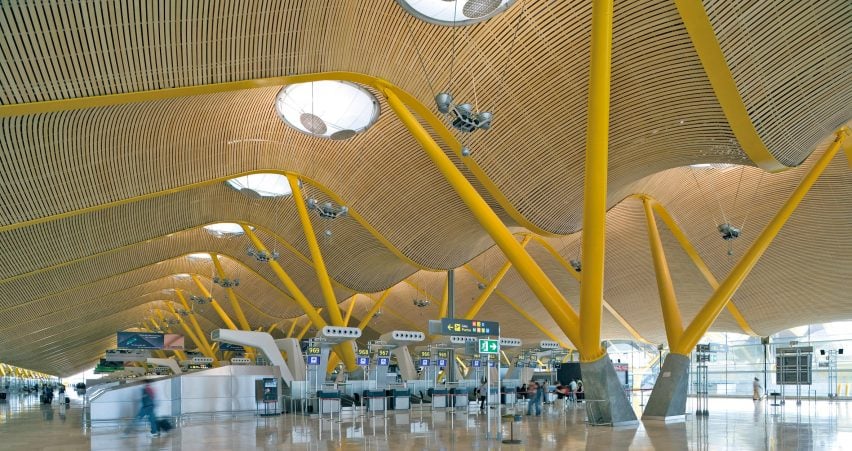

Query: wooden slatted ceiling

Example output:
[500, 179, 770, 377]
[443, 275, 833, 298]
[704, 0, 852, 166]
[0, 1, 849, 375]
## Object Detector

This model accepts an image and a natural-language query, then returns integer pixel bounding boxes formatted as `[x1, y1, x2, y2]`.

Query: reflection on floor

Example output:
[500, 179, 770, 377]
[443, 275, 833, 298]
[1, 394, 850, 450]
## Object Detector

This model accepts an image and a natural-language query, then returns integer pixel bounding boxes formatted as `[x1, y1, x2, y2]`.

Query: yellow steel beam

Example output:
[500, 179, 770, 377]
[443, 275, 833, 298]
[174, 290, 216, 358]
[527, 236, 649, 344]
[210, 254, 252, 331]
[343, 295, 357, 326]
[356, 289, 392, 331]
[381, 87, 581, 349]
[844, 132, 852, 170]
[190, 274, 239, 330]
[578, 0, 614, 362]
[438, 274, 449, 319]
[645, 197, 757, 336]
[463, 265, 573, 349]
[463, 236, 530, 320]
[296, 310, 322, 341]
[0, 71, 553, 237]
[675, 129, 848, 354]
[286, 318, 299, 338]
[673, 0, 786, 172]
[152, 310, 188, 361]
[288, 174, 347, 330]
[641, 197, 685, 349]
[241, 225, 327, 330]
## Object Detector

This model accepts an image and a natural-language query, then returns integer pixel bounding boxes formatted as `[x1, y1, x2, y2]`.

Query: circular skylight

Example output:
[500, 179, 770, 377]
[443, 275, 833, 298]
[396, 0, 516, 26]
[203, 222, 252, 237]
[275, 81, 380, 140]
[187, 253, 212, 260]
[226, 173, 293, 198]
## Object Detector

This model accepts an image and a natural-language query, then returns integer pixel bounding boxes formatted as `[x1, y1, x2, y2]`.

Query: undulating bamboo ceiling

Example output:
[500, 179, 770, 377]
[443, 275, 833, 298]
[0, 1, 849, 376]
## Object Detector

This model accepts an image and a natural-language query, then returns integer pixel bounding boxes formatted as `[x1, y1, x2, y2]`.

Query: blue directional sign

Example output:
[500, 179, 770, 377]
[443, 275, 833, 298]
[419, 358, 431, 367]
[488, 360, 496, 367]
[437, 359, 447, 367]
[377, 357, 389, 366]
[356, 357, 370, 366]
[472, 360, 481, 367]
[439, 318, 499, 337]
[306, 356, 321, 366]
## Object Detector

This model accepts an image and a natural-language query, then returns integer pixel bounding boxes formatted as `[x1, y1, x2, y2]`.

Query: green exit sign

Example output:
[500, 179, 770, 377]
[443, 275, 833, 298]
[479, 339, 499, 354]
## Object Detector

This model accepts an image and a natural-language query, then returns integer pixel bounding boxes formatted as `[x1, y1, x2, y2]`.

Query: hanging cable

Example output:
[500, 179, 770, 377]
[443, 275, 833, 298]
[405, 20, 437, 97]
[448, 0, 459, 92]
[688, 166, 721, 225]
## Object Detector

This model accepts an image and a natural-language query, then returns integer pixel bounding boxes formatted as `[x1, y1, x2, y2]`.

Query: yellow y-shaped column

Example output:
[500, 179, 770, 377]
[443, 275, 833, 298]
[210, 254, 252, 331]
[463, 236, 531, 320]
[190, 274, 239, 330]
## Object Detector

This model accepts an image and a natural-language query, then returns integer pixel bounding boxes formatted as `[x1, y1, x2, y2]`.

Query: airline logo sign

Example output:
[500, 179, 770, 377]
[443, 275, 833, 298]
[479, 339, 499, 354]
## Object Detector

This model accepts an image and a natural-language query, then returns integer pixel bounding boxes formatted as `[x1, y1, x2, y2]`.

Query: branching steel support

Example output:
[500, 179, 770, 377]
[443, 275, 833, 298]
[210, 254, 252, 331]
[674, 129, 848, 354]
[463, 236, 530, 320]
[642, 197, 684, 349]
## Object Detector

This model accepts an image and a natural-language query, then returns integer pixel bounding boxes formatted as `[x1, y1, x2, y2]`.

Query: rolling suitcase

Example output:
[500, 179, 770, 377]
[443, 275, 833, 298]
[157, 418, 174, 432]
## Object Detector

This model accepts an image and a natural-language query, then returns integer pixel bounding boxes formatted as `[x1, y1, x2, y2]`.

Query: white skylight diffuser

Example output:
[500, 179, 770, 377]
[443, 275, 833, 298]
[275, 81, 380, 140]
[225, 173, 293, 198]
[203, 222, 251, 237]
[187, 253, 212, 260]
[396, 0, 516, 26]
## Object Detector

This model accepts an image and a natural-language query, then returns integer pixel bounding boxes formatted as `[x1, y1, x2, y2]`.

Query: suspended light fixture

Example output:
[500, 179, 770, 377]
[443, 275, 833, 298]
[307, 198, 349, 219]
[247, 247, 279, 262]
[204, 223, 253, 238]
[275, 81, 380, 140]
[413, 298, 431, 308]
[396, 0, 516, 26]
[213, 276, 240, 288]
[226, 173, 293, 198]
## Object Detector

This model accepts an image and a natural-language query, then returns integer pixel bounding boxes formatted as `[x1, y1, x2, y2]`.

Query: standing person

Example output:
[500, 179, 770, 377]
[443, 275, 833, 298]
[568, 379, 578, 404]
[478, 380, 488, 411]
[753, 377, 763, 401]
[125, 382, 159, 437]
[526, 381, 542, 416]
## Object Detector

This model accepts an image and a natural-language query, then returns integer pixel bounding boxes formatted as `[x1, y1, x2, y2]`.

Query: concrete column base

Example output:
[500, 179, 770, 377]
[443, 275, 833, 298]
[642, 353, 690, 422]
[580, 354, 639, 426]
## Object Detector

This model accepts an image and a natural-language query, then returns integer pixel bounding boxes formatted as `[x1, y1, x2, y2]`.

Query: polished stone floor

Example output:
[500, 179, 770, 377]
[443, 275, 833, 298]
[1, 392, 851, 450]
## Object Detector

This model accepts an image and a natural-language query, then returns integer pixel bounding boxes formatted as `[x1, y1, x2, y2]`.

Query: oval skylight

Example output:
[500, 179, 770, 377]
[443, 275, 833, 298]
[203, 223, 252, 237]
[396, 0, 516, 26]
[275, 81, 380, 140]
[187, 253, 212, 260]
[226, 173, 292, 198]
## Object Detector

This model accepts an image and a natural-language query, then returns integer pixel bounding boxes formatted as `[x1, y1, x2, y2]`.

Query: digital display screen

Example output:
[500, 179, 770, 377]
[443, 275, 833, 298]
[377, 349, 390, 357]
[357, 348, 370, 356]
[306, 347, 321, 356]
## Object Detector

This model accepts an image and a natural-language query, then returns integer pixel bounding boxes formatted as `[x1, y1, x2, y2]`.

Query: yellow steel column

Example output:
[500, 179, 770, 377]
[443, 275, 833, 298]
[642, 197, 684, 349]
[174, 290, 216, 358]
[578, 0, 615, 361]
[463, 236, 530, 320]
[210, 254, 252, 331]
[287, 174, 347, 327]
[463, 265, 573, 350]
[286, 319, 299, 338]
[343, 295, 358, 326]
[676, 129, 848, 354]
[382, 88, 581, 349]
[190, 274, 239, 330]
[356, 289, 392, 331]
[241, 225, 327, 330]
[438, 275, 449, 319]
[648, 199, 757, 336]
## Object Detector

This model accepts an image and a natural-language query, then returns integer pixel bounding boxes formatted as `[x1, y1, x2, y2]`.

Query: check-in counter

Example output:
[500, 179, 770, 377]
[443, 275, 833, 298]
[318, 390, 340, 414]
[363, 390, 387, 412]
[451, 387, 470, 408]
[389, 389, 410, 410]
[501, 386, 516, 404]
[431, 388, 450, 408]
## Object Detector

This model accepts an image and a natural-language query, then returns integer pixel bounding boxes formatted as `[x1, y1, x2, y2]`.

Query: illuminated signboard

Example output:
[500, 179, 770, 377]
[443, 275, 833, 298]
[117, 332, 164, 350]
[419, 358, 431, 367]
[357, 348, 370, 356]
[356, 357, 370, 366]
[377, 349, 390, 357]
[471, 360, 481, 367]
[420, 351, 431, 358]
[437, 359, 447, 367]
[306, 356, 321, 366]
[439, 318, 499, 337]
[306, 346, 321, 356]
[436, 350, 449, 359]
